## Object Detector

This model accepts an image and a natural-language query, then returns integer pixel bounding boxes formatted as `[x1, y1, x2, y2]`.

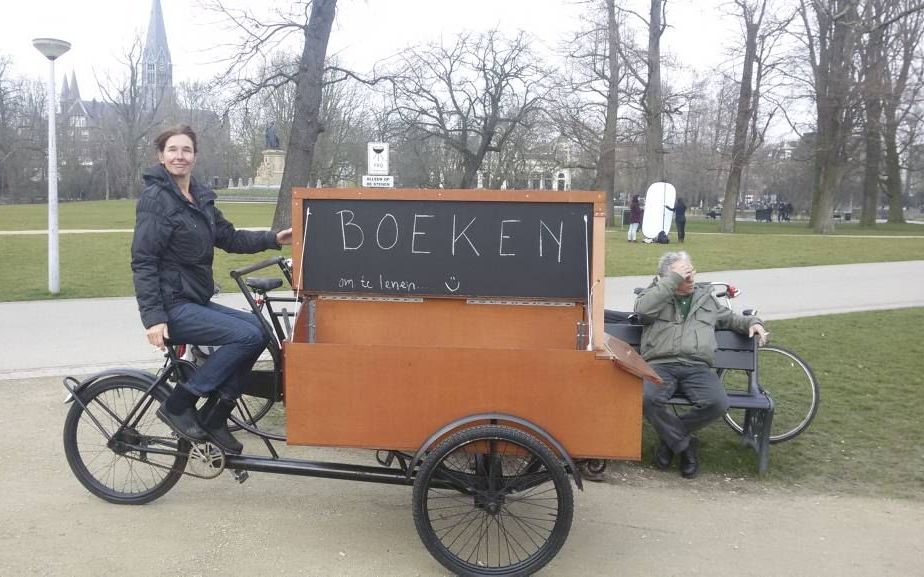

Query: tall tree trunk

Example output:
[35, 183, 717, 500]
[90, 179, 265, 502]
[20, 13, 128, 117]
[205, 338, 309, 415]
[883, 128, 905, 222]
[593, 0, 621, 225]
[859, 105, 882, 226]
[272, 0, 337, 230]
[460, 153, 479, 189]
[645, 0, 665, 186]
[721, 11, 759, 234]
[805, 0, 859, 234]
[860, 22, 885, 227]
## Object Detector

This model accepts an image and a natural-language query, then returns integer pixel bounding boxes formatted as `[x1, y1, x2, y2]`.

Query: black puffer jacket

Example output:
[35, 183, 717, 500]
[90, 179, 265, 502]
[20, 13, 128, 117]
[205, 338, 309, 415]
[131, 164, 280, 328]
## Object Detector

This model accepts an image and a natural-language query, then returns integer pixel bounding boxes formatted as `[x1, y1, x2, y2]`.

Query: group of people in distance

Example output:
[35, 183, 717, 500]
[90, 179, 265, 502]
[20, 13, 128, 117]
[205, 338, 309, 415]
[626, 194, 688, 243]
[130, 124, 769, 476]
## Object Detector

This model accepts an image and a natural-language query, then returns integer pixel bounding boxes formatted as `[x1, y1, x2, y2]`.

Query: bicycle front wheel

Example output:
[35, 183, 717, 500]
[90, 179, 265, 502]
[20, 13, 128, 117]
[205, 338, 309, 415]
[413, 425, 574, 576]
[721, 345, 820, 443]
[63, 376, 189, 504]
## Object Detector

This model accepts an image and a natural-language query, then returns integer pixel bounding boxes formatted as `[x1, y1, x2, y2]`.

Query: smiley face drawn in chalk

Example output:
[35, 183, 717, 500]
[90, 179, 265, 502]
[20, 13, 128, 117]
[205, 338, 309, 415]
[444, 275, 461, 293]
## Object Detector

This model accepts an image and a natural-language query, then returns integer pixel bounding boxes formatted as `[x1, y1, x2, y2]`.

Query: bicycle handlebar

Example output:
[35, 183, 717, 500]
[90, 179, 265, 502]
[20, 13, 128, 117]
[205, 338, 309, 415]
[230, 256, 286, 279]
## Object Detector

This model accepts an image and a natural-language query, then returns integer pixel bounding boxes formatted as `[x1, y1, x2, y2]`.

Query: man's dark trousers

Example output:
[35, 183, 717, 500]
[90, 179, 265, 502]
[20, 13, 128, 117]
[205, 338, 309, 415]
[643, 363, 730, 453]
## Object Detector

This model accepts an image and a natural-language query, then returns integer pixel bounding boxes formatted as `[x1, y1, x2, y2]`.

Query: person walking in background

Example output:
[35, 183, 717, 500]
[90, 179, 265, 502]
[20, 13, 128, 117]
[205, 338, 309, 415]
[628, 194, 642, 242]
[666, 196, 687, 242]
[131, 124, 292, 455]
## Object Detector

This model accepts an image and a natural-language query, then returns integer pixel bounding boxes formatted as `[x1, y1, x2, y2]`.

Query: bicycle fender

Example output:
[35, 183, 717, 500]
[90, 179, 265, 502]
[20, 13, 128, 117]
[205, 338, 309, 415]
[63, 368, 164, 404]
[407, 412, 584, 491]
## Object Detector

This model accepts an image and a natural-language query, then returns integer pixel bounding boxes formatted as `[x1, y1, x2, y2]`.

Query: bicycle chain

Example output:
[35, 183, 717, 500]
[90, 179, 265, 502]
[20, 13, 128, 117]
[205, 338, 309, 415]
[120, 435, 226, 479]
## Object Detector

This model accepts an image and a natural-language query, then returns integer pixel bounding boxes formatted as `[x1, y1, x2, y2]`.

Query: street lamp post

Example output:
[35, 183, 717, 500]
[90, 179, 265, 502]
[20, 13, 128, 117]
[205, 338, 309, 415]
[32, 37, 71, 295]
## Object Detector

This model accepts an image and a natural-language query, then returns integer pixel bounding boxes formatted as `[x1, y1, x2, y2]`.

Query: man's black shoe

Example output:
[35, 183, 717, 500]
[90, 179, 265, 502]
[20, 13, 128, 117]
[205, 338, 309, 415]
[201, 398, 243, 455]
[679, 437, 699, 479]
[653, 440, 674, 470]
[156, 402, 209, 441]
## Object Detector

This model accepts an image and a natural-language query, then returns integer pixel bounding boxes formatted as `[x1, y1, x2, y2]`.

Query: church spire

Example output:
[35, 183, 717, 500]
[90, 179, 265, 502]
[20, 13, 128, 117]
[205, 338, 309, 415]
[142, 0, 173, 110]
[69, 71, 81, 101]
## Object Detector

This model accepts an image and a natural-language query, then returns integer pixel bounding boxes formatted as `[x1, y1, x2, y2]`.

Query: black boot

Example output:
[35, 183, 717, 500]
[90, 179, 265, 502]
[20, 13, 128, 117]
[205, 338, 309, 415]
[679, 437, 699, 479]
[197, 394, 219, 423]
[157, 385, 208, 441]
[653, 440, 674, 470]
[201, 398, 243, 455]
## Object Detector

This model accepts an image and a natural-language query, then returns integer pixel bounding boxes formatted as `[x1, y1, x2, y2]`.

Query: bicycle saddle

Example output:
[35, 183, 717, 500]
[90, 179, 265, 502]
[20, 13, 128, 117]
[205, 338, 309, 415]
[245, 277, 283, 292]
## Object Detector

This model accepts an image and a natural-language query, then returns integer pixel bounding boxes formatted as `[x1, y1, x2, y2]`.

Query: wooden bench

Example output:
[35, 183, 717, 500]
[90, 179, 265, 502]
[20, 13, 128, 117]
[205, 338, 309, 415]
[604, 321, 774, 474]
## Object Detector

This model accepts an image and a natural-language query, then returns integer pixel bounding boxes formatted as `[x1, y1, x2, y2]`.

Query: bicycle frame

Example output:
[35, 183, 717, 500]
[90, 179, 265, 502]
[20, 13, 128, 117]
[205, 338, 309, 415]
[62, 355, 192, 456]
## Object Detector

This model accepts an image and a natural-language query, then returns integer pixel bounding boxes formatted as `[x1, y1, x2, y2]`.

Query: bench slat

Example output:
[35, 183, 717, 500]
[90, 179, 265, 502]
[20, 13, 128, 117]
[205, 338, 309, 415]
[714, 349, 755, 371]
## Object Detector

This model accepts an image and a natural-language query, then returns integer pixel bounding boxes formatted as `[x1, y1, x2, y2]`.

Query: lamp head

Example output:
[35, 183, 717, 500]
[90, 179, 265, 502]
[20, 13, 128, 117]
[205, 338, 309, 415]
[32, 38, 71, 61]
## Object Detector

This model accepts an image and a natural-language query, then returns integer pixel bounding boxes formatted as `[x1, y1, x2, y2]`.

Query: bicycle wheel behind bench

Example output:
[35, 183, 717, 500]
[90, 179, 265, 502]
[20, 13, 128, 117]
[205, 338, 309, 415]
[721, 345, 820, 443]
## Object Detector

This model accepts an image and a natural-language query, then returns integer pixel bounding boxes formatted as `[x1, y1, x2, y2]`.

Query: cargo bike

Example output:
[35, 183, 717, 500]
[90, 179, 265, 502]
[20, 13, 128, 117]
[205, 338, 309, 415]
[62, 189, 647, 576]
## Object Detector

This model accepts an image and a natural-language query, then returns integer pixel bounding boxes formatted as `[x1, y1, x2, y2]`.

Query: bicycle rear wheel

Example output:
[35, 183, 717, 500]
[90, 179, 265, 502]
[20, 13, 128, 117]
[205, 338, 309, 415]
[721, 345, 820, 443]
[63, 376, 189, 504]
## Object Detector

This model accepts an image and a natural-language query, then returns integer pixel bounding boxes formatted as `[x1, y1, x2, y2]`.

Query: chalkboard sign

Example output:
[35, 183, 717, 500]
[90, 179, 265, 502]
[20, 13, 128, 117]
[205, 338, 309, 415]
[301, 198, 594, 299]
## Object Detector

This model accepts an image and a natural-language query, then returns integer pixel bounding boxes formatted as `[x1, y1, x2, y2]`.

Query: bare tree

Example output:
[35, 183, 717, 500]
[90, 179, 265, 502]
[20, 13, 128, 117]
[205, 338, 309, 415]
[858, 0, 887, 225]
[207, 0, 337, 229]
[97, 37, 165, 199]
[720, 0, 790, 233]
[644, 0, 667, 185]
[798, 0, 861, 234]
[385, 30, 550, 189]
[0, 56, 22, 200]
[880, 0, 924, 222]
[551, 0, 644, 222]
[0, 58, 48, 202]
[312, 68, 370, 187]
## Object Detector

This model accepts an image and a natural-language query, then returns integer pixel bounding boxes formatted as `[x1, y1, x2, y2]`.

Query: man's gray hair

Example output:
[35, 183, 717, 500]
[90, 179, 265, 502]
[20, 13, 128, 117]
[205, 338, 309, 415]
[658, 251, 692, 277]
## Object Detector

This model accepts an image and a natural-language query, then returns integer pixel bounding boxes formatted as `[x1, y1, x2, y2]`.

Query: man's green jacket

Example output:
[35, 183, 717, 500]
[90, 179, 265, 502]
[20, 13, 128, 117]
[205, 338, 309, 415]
[633, 271, 761, 366]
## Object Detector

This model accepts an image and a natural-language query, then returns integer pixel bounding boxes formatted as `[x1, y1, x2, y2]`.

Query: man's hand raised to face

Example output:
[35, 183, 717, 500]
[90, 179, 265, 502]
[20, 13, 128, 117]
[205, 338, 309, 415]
[669, 259, 696, 295]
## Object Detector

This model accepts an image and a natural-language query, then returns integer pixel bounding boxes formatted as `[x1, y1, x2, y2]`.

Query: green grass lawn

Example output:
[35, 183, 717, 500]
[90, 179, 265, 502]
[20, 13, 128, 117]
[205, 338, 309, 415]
[605, 229, 924, 275]
[0, 199, 275, 230]
[632, 307, 924, 499]
[0, 233, 291, 301]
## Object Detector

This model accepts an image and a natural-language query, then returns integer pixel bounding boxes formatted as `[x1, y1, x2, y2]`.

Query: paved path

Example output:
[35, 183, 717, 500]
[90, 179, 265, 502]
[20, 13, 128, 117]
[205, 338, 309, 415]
[2, 261, 923, 380]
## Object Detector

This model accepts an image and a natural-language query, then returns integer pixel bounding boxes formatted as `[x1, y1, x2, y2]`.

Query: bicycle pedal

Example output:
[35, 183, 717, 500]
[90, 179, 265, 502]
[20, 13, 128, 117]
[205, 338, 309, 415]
[232, 469, 249, 484]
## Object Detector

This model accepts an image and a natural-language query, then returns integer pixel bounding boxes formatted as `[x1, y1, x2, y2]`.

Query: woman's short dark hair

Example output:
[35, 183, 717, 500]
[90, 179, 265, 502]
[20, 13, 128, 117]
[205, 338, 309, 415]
[154, 125, 198, 153]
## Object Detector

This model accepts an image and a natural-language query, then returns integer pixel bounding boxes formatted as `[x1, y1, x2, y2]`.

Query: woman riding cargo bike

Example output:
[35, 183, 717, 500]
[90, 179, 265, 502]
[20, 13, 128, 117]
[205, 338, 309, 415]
[130, 124, 291, 453]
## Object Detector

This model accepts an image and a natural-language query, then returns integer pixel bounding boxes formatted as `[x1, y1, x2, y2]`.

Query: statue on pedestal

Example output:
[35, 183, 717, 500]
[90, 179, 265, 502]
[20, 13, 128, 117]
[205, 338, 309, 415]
[265, 123, 280, 150]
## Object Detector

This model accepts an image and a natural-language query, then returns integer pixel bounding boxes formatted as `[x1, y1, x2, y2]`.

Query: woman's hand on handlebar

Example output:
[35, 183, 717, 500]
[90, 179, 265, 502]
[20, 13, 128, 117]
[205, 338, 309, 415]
[146, 323, 169, 350]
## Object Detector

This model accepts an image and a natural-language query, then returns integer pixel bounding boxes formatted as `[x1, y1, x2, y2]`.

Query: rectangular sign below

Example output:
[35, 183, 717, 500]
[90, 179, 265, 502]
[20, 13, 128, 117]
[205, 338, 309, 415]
[362, 175, 395, 188]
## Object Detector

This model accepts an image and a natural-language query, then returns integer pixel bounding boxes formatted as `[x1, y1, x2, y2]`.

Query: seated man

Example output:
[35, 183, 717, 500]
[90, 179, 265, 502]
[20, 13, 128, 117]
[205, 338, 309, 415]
[634, 251, 768, 478]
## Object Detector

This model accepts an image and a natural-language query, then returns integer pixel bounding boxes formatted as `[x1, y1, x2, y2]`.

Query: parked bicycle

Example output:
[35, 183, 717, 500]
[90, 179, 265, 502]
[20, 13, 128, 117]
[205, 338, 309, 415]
[708, 282, 820, 443]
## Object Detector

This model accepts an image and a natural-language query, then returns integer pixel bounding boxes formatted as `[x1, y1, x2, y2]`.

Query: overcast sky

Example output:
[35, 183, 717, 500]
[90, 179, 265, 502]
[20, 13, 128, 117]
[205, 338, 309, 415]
[1, 0, 739, 100]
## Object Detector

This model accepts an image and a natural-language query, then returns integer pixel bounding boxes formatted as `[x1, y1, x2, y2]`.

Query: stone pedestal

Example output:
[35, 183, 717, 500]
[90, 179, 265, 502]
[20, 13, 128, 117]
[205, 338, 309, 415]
[254, 149, 286, 187]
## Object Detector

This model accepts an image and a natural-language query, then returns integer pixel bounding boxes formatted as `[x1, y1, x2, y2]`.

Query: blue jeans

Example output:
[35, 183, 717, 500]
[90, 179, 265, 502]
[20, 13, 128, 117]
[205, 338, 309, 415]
[166, 301, 270, 401]
[643, 363, 730, 453]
